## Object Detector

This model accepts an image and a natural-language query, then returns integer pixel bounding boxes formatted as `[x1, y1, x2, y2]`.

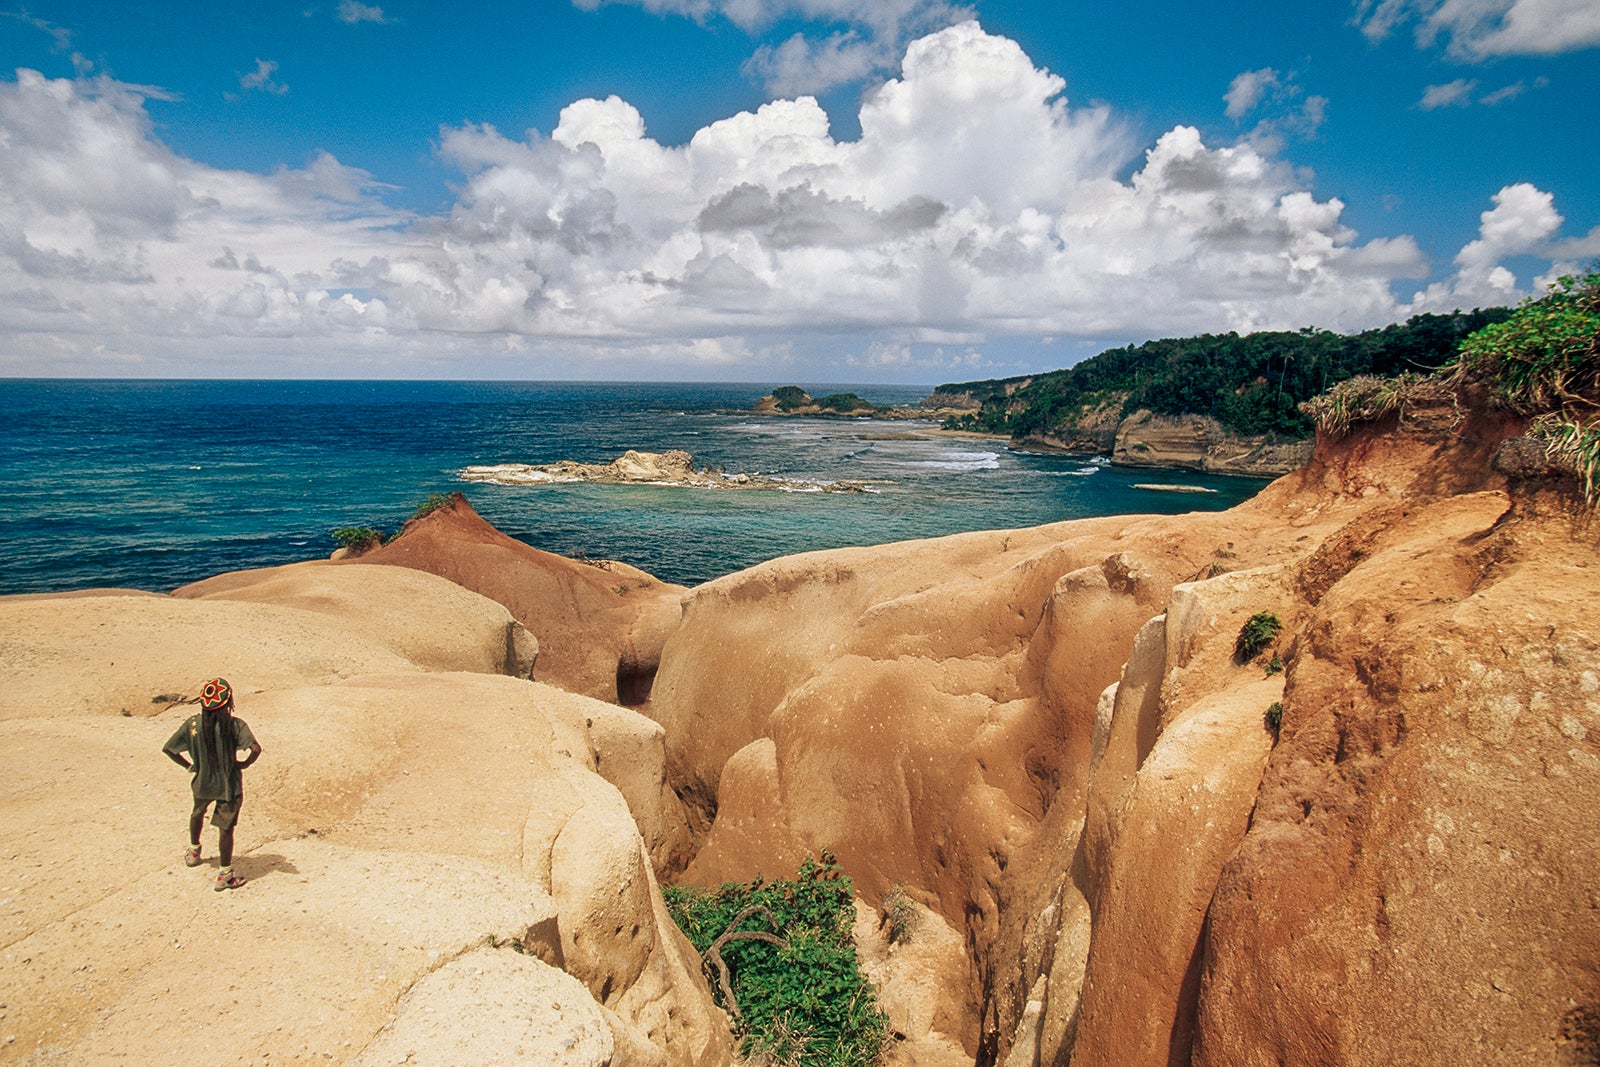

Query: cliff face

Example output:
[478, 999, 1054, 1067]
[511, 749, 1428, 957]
[1111, 409, 1315, 476]
[1013, 405, 1314, 476]
[641, 396, 1600, 1065]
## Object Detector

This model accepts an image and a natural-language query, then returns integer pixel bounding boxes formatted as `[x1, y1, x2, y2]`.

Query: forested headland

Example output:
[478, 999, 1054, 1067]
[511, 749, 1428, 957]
[934, 309, 1512, 442]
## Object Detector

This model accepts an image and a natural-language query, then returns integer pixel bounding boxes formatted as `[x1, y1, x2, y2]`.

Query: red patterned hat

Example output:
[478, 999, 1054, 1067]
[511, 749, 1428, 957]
[200, 678, 233, 711]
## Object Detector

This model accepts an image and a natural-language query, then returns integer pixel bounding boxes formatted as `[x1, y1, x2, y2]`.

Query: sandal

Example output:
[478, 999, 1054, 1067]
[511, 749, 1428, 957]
[214, 869, 246, 892]
[184, 845, 202, 867]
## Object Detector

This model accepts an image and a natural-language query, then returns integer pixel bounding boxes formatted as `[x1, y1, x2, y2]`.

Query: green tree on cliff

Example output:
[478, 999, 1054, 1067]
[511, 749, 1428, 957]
[1455, 267, 1599, 414]
[1454, 265, 1600, 502]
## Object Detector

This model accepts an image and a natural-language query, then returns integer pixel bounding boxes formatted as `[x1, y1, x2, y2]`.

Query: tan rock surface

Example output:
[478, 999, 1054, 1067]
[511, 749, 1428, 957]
[6, 562, 528, 721]
[351, 946, 614, 1067]
[7, 391, 1596, 1067]
[649, 509, 1331, 1053]
[1194, 488, 1600, 1066]
[0, 579, 730, 1066]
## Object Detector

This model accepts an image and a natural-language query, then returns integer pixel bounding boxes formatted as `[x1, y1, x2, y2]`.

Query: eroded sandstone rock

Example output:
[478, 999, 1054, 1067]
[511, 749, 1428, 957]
[352, 493, 687, 706]
[0, 580, 730, 1067]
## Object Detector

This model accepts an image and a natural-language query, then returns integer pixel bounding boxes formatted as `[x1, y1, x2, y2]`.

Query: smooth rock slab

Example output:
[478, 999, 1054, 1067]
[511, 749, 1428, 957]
[352, 946, 613, 1066]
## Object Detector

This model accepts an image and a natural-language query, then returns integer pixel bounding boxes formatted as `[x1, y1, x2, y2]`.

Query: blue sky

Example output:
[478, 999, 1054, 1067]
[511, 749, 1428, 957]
[0, 0, 1595, 383]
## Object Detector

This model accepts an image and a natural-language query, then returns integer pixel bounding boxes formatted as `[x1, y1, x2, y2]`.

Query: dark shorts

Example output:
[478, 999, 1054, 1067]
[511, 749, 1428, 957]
[190, 794, 243, 831]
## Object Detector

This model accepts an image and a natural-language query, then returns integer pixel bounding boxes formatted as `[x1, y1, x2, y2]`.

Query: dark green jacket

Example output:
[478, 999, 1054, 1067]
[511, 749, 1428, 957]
[163, 714, 258, 803]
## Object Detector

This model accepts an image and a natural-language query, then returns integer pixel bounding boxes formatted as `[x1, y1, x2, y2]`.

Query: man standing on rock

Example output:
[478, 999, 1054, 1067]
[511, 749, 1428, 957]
[162, 678, 263, 891]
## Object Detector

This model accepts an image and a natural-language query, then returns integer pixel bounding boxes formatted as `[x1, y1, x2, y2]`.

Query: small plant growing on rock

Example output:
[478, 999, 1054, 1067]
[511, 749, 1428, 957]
[882, 885, 918, 946]
[1235, 611, 1282, 663]
[410, 491, 463, 520]
[1265, 702, 1284, 733]
[331, 525, 384, 553]
[663, 852, 888, 1067]
[1266, 655, 1284, 676]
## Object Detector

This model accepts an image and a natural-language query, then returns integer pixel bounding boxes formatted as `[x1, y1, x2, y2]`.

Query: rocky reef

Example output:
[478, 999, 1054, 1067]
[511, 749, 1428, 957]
[2, 383, 1596, 1065]
[461, 448, 873, 494]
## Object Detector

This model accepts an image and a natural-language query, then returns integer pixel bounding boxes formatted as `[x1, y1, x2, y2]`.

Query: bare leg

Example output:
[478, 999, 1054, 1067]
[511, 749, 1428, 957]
[189, 802, 206, 847]
[219, 826, 234, 868]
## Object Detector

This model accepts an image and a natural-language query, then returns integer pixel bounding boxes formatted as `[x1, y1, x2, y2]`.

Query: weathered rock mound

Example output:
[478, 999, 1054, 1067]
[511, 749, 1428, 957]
[352, 494, 686, 707]
[0, 572, 730, 1066]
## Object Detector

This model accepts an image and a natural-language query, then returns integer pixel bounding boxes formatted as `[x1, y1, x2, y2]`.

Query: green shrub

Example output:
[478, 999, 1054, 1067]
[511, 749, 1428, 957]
[1265, 702, 1284, 733]
[410, 491, 463, 520]
[1235, 612, 1282, 662]
[1455, 268, 1599, 414]
[815, 393, 875, 413]
[663, 853, 889, 1067]
[331, 525, 384, 552]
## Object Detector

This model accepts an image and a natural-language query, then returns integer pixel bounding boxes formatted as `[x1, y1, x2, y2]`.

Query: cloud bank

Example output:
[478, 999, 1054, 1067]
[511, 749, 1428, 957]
[1356, 0, 1600, 59]
[0, 22, 1586, 376]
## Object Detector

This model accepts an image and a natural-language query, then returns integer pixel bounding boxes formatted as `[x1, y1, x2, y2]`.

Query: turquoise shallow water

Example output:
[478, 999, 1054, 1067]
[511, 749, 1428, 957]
[0, 380, 1268, 594]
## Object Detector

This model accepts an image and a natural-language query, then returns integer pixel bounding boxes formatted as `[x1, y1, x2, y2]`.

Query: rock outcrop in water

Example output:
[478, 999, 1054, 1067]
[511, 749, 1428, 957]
[2, 385, 1596, 1066]
[461, 448, 872, 493]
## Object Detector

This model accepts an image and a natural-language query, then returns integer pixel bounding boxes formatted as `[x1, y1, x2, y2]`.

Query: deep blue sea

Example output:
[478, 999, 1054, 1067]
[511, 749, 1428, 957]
[0, 380, 1268, 594]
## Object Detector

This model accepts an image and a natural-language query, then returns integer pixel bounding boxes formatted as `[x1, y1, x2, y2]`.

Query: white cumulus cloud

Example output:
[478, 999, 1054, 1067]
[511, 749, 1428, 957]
[0, 22, 1586, 376]
[1410, 182, 1565, 309]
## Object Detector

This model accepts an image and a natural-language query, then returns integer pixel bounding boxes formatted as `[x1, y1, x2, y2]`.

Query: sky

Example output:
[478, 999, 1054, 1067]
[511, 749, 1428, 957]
[0, 0, 1596, 384]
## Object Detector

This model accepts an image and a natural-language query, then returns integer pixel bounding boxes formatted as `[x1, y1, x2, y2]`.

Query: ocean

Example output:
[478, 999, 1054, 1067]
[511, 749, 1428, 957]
[0, 379, 1268, 594]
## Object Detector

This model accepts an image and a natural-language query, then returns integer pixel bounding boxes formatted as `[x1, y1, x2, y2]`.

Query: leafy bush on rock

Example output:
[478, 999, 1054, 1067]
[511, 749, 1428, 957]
[331, 526, 383, 552]
[664, 853, 889, 1067]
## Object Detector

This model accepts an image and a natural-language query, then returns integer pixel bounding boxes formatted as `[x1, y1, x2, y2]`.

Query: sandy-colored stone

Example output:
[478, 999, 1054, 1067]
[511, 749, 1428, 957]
[0, 581, 729, 1067]
[352, 946, 613, 1066]
[2, 560, 527, 721]
[638, 396, 1598, 1067]
[584, 703, 696, 872]
[7, 388, 1596, 1067]
[854, 898, 975, 1067]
